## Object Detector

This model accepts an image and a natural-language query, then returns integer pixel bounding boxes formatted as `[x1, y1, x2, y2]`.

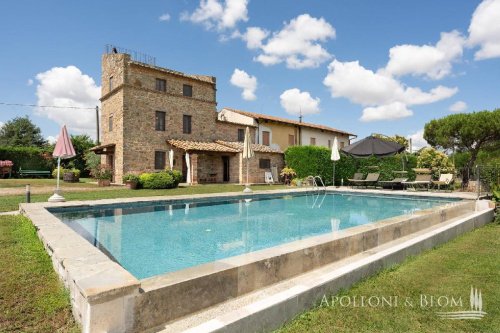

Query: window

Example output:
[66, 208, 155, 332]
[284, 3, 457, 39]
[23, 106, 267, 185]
[310, 137, 316, 145]
[155, 111, 166, 131]
[108, 115, 113, 132]
[237, 128, 245, 142]
[154, 151, 166, 170]
[183, 84, 193, 97]
[183, 115, 192, 134]
[156, 78, 166, 92]
[288, 134, 295, 146]
[328, 140, 332, 148]
[340, 141, 345, 148]
[262, 131, 270, 146]
[259, 159, 271, 169]
[109, 76, 113, 91]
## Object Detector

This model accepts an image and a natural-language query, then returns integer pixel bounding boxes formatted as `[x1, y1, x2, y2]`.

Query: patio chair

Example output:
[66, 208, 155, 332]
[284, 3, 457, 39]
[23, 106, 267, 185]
[431, 173, 454, 191]
[350, 173, 380, 188]
[402, 173, 432, 191]
[378, 177, 408, 190]
[348, 173, 364, 187]
[264, 171, 274, 184]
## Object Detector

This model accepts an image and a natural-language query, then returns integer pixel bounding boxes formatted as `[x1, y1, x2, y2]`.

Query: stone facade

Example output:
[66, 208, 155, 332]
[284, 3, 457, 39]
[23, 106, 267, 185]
[100, 53, 221, 183]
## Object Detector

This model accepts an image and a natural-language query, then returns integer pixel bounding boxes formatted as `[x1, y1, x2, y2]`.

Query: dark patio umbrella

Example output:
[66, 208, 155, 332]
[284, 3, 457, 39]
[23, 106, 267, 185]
[342, 135, 405, 158]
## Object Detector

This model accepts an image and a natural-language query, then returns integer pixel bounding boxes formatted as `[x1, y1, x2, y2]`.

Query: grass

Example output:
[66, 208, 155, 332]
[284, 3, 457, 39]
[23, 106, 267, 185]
[0, 178, 97, 188]
[0, 215, 79, 332]
[276, 222, 500, 333]
[0, 183, 287, 212]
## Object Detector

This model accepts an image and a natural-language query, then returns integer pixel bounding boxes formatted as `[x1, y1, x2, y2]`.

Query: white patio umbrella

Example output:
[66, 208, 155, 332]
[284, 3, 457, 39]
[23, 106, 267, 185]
[331, 137, 340, 187]
[169, 149, 174, 170]
[48, 125, 76, 202]
[242, 127, 254, 193]
[185, 152, 191, 185]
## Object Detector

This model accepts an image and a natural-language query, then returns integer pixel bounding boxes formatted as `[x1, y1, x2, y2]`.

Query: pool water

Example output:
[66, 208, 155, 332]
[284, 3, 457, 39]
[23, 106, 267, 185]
[51, 193, 456, 279]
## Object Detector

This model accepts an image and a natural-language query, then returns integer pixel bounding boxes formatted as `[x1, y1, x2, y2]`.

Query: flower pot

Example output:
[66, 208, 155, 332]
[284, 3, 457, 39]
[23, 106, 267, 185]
[63, 172, 79, 183]
[125, 180, 138, 190]
[98, 179, 111, 187]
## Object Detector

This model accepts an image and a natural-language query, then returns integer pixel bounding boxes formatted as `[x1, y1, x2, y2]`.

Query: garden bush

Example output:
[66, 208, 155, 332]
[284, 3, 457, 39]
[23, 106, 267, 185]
[139, 171, 178, 189]
[0, 146, 53, 174]
[284, 145, 417, 185]
[51, 167, 80, 179]
[167, 169, 183, 186]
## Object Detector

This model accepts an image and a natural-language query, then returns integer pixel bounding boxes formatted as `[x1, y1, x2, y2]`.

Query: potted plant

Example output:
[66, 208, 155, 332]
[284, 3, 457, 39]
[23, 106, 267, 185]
[93, 164, 113, 186]
[63, 168, 81, 183]
[280, 167, 297, 185]
[123, 173, 139, 189]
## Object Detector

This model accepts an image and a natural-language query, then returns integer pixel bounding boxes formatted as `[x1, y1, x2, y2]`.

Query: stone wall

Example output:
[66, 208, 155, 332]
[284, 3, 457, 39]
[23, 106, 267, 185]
[242, 152, 285, 184]
[215, 121, 257, 143]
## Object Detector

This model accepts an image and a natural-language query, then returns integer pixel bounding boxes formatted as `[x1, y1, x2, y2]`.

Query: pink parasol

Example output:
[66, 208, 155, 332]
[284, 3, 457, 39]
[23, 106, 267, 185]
[49, 125, 76, 202]
[53, 125, 76, 158]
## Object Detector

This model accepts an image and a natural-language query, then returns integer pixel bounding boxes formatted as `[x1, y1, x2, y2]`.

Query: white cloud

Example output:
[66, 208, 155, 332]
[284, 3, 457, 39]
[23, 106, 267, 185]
[384, 30, 465, 80]
[181, 0, 248, 31]
[46, 135, 58, 145]
[0, 121, 4, 129]
[35, 66, 100, 136]
[279, 88, 320, 116]
[468, 0, 500, 60]
[159, 13, 171, 22]
[241, 27, 269, 49]
[324, 60, 457, 106]
[407, 129, 428, 151]
[360, 102, 413, 122]
[27, 79, 34, 86]
[449, 100, 467, 112]
[243, 14, 335, 69]
[323, 59, 458, 121]
[230, 68, 257, 101]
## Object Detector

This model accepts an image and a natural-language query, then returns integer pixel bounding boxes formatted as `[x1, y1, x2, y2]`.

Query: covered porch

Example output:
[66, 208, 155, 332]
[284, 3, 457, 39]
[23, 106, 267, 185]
[167, 140, 240, 184]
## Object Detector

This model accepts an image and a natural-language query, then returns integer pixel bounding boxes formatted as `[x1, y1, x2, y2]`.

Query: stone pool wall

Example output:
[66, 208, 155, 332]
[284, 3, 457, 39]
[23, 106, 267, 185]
[19, 191, 492, 333]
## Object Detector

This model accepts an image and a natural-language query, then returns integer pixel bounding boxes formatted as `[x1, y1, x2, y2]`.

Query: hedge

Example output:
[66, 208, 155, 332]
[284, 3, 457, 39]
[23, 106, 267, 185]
[284, 146, 417, 185]
[0, 146, 54, 174]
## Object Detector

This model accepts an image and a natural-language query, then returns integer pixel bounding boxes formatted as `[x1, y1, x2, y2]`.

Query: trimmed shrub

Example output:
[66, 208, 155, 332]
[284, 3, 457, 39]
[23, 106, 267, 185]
[139, 171, 177, 189]
[0, 146, 54, 174]
[167, 169, 183, 186]
[284, 145, 417, 185]
[51, 167, 80, 179]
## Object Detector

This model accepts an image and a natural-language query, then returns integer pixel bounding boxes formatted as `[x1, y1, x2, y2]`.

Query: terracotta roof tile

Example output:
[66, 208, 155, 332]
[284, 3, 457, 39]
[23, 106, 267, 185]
[167, 139, 239, 153]
[216, 141, 283, 154]
[223, 107, 354, 136]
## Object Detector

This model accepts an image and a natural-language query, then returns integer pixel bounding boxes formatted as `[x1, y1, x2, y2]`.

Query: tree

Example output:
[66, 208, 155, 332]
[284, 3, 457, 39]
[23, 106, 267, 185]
[0, 116, 47, 147]
[424, 109, 500, 183]
[373, 134, 409, 149]
[67, 134, 96, 177]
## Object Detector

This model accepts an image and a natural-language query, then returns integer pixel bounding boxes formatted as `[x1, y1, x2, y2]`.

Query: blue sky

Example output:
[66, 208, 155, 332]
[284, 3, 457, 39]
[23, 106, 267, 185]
[0, 0, 499, 147]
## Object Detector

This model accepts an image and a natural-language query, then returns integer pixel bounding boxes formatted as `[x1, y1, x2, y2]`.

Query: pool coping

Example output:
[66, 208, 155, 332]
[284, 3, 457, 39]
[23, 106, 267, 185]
[19, 187, 481, 333]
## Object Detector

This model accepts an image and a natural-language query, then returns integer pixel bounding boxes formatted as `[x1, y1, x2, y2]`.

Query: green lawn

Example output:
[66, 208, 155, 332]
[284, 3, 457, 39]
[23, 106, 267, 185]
[277, 222, 500, 333]
[0, 178, 97, 188]
[0, 215, 79, 333]
[0, 184, 287, 212]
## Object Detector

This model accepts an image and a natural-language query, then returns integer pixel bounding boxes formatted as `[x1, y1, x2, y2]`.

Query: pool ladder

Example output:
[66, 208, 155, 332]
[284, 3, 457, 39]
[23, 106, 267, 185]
[306, 175, 326, 192]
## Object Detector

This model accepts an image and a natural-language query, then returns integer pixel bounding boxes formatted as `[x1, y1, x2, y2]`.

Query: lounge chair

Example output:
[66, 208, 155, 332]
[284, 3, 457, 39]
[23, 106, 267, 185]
[378, 177, 408, 190]
[403, 173, 432, 191]
[347, 173, 364, 187]
[350, 173, 380, 188]
[432, 173, 454, 191]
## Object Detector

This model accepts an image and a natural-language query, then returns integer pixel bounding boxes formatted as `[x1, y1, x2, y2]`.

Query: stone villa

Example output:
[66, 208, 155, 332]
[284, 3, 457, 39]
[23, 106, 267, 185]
[91, 51, 354, 184]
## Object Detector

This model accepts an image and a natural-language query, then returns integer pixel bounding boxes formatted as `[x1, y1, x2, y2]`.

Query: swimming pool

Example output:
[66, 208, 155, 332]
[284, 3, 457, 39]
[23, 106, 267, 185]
[50, 192, 457, 279]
